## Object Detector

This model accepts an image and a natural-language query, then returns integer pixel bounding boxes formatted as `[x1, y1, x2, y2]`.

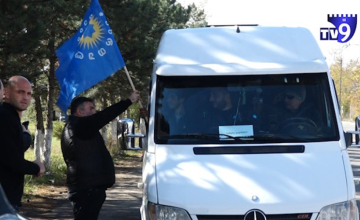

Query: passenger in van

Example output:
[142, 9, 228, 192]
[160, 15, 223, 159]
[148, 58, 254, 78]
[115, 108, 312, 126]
[166, 90, 187, 134]
[205, 87, 245, 130]
[280, 85, 323, 131]
[164, 90, 198, 134]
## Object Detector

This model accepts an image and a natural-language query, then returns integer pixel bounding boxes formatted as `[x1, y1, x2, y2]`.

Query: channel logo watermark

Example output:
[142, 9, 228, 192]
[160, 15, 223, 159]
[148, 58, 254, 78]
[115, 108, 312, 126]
[320, 14, 357, 43]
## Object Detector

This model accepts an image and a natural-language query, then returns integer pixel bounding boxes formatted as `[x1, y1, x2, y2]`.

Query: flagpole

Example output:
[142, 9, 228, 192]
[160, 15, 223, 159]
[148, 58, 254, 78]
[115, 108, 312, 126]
[123, 66, 144, 108]
[123, 66, 149, 129]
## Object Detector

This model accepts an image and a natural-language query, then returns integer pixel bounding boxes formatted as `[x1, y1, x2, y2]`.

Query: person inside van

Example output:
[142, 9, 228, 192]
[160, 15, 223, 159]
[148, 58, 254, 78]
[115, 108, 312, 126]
[205, 87, 245, 129]
[162, 89, 203, 135]
[165, 90, 188, 134]
[278, 85, 323, 133]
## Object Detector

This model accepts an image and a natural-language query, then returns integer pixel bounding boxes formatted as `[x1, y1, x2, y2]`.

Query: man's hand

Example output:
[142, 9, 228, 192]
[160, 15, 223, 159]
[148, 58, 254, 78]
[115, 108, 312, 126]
[139, 108, 148, 119]
[128, 90, 141, 103]
[22, 122, 30, 134]
[34, 160, 45, 177]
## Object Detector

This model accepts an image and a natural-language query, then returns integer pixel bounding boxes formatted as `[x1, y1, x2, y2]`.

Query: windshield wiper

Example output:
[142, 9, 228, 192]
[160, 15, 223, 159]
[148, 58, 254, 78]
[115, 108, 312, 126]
[249, 133, 315, 141]
[166, 133, 250, 141]
[166, 133, 222, 140]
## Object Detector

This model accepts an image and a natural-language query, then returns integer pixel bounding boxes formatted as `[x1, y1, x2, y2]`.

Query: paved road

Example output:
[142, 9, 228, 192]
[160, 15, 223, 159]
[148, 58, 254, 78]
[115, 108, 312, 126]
[38, 157, 143, 220]
[343, 121, 360, 210]
[348, 148, 360, 202]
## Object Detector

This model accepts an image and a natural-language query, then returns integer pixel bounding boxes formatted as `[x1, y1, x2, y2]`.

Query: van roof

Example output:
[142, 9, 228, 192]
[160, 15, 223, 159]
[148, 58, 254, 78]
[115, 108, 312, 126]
[154, 26, 328, 76]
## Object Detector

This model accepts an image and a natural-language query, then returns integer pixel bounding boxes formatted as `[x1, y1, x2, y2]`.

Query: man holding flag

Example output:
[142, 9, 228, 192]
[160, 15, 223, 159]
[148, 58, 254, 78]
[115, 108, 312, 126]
[61, 92, 140, 219]
[55, 0, 144, 219]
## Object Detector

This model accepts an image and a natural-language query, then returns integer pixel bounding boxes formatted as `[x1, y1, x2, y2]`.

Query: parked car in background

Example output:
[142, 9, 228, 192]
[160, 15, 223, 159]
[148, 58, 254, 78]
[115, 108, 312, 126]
[59, 115, 66, 122]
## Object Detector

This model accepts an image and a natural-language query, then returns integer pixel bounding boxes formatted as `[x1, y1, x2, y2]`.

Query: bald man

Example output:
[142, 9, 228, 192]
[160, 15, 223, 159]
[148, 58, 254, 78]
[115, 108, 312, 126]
[0, 76, 45, 211]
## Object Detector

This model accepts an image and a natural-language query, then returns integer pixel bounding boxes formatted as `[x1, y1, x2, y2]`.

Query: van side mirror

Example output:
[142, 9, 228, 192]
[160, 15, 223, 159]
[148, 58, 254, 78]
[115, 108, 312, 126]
[345, 116, 360, 148]
[118, 118, 145, 150]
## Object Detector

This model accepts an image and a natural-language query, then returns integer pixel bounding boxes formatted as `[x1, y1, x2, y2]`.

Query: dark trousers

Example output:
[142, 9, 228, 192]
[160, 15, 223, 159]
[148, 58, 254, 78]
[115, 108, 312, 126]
[68, 188, 106, 220]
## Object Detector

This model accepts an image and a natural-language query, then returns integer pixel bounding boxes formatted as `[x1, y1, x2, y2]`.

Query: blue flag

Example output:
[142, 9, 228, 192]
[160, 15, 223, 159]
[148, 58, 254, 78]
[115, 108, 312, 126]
[56, 0, 125, 113]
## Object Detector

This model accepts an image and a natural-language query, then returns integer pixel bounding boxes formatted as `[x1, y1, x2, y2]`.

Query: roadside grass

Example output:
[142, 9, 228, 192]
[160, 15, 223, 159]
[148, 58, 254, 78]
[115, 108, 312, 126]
[114, 149, 143, 163]
[23, 137, 67, 200]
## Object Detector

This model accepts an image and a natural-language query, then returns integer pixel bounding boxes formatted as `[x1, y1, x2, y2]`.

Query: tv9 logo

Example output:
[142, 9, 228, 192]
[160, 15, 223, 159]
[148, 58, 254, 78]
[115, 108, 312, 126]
[320, 14, 357, 43]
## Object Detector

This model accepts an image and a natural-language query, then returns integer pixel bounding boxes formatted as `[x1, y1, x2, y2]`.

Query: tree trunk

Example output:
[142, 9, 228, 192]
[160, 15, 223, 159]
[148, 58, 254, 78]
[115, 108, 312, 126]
[43, 128, 52, 169]
[108, 118, 118, 151]
[34, 96, 44, 161]
[43, 23, 56, 170]
[34, 129, 45, 161]
[126, 109, 130, 118]
[108, 95, 118, 151]
[33, 81, 45, 162]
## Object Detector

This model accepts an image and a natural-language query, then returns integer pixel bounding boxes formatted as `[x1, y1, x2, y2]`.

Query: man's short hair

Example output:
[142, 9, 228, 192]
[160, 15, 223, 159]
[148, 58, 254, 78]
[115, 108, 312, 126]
[70, 97, 94, 115]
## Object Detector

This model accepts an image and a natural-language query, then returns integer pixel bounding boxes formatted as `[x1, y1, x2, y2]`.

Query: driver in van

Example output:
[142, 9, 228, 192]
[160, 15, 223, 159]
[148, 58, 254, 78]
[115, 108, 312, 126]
[282, 85, 323, 129]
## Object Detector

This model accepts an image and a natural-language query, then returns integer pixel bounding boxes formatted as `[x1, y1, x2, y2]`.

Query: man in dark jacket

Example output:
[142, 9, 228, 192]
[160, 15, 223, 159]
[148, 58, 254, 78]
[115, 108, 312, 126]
[0, 76, 45, 211]
[1, 78, 32, 152]
[207, 87, 244, 127]
[61, 91, 140, 220]
[283, 85, 323, 127]
[277, 85, 323, 135]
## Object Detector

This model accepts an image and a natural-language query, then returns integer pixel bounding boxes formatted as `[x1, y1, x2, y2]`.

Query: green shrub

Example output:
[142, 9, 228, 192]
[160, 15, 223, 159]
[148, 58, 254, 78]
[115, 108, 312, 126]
[53, 121, 65, 140]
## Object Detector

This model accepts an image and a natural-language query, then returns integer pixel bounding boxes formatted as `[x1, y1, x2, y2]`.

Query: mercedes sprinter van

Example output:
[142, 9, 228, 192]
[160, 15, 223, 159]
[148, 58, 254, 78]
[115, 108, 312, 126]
[139, 26, 359, 220]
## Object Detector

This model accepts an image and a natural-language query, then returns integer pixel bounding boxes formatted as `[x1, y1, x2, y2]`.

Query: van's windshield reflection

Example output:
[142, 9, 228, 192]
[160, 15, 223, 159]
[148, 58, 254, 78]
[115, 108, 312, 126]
[155, 73, 339, 144]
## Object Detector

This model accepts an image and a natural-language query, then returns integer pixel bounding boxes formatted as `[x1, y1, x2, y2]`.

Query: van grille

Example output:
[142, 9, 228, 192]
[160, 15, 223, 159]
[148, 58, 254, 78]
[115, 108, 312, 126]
[197, 213, 312, 220]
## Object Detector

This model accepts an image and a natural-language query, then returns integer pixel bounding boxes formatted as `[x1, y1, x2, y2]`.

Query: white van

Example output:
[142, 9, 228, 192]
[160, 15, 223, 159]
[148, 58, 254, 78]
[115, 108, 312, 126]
[136, 26, 360, 220]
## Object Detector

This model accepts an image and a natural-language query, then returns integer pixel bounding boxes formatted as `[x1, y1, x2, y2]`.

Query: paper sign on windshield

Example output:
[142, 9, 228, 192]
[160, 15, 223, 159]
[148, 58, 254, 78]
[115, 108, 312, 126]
[219, 125, 254, 139]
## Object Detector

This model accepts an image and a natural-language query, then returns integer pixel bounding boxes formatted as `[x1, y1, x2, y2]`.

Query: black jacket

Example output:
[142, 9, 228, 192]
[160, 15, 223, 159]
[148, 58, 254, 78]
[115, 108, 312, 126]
[282, 102, 324, 128]
[61, 99, 132, 192]
[0, 103, 40, 207]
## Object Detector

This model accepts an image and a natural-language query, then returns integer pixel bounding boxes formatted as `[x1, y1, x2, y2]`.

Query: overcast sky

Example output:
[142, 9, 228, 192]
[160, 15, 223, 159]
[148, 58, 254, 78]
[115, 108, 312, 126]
[181, 0, 360, 66]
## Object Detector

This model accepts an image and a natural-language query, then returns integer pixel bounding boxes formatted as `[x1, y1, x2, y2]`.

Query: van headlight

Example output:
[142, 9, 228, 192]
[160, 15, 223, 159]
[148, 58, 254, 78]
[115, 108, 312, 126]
[148, 202, 191, 220]
[316, 199, 359, 220]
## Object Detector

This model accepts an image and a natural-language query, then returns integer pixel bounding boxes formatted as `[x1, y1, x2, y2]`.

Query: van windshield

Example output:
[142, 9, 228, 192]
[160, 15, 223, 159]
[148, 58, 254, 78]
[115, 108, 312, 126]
[155, 73, 339, 144]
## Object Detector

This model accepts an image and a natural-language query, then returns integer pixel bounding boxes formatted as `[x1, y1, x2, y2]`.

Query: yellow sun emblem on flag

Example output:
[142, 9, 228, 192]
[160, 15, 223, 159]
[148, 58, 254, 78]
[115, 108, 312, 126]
[79, 16, 105, 49]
